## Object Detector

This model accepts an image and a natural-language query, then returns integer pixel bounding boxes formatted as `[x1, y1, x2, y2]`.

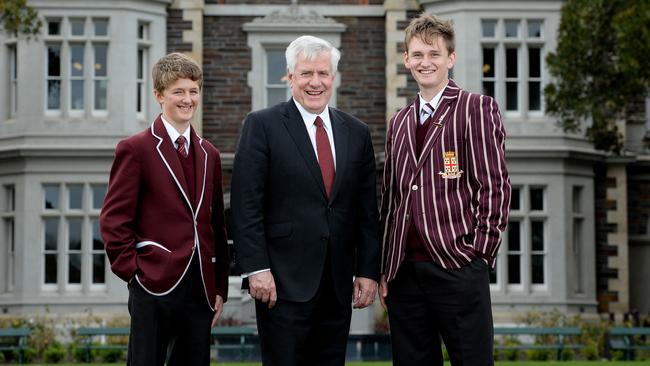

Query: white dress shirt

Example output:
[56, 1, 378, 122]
[293, 98, 337, 169]
[161, 115, 191, 152]
[418, 82, 447, 123]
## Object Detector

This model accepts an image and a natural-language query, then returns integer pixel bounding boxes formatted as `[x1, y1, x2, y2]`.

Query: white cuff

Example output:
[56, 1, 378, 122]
[241, 268, 271, 278]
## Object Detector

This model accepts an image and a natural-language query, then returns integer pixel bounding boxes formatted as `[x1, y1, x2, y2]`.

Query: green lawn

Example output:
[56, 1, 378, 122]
[26, 362, 650, 366]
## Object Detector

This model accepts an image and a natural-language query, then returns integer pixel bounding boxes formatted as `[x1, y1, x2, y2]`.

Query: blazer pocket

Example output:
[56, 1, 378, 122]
[135, 241, 172, 253]
[266, 222, 292, 238]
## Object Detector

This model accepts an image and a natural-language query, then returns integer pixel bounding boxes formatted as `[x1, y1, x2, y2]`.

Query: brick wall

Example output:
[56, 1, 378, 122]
[167, 9, 193, 53]
[396, 9, 421, 111]
[201, 11, 388, 192]
[202, 16, 254, 157]
[335, 16, 386, 152]
[628, 165, 650, 236]
[201, 15, 388, 152]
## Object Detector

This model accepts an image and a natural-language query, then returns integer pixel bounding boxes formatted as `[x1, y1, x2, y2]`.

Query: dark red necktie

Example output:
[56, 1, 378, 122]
[314, 116, 335, 197]
[176, 136, 188, 157]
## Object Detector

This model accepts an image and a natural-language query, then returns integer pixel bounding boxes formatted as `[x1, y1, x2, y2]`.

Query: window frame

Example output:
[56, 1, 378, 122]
[41, 182, 108, 292]
[480, 18, 546, 118]
[1, 185, 16, 293]
[43, 17, 110, 118]
[491, 185, 549, 293]
[136, 21, 151, 121]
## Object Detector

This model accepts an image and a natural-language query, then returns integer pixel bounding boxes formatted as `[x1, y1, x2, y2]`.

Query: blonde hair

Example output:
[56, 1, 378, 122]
[404, 13, 455, 54]
[152, 52, 203, 93]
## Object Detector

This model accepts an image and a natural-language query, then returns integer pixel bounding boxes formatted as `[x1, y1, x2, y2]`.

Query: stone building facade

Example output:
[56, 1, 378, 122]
[1, 0, 648, 330]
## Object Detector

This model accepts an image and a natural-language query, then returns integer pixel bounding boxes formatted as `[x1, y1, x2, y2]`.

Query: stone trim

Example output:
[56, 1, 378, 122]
[205, 4, 385, 17]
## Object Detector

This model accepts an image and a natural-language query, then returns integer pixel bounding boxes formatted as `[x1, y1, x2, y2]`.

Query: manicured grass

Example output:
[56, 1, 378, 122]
[26, 362, 650, 366]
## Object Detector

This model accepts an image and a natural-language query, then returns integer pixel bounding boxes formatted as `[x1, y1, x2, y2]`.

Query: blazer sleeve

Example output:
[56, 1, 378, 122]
[211, 150, 230, 301]
[231, 113, 271, 273]
[354, 126, 380, 281]
[100, 139, 141, 282]
[379, 115, 397, 274]
[467, 95, 511, 267]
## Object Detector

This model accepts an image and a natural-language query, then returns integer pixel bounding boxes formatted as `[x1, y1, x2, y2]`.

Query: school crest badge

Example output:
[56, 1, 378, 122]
[439, 151, 463, 179]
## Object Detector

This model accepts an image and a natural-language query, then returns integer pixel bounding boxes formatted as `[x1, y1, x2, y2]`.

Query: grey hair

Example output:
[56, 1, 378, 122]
[285, 35, 341, 74]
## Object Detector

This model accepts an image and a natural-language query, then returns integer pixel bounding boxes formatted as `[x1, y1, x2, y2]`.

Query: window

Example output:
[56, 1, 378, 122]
[507, 220, 522, 285]
[44, 17, 110, 117]
[481, 19, 544, 116]
[242, 15, 344, 112]
[572, 186, 584, 293]
[265, 48, 290, 107]
[41, 183, 107, 291]
[494, 186, 548, 291]
[137, 22, 151, 120]
[2, 185, 16, 292]
[7, 43, 18, 118]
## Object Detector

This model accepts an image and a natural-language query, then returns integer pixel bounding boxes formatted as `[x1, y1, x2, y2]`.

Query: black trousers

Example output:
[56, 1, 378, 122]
[126, 255, 214, 366]
[386, 259, 494, 366]
[255, 259, 352, 366]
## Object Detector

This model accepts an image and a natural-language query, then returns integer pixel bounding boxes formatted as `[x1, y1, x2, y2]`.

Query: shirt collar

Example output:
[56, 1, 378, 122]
[293, 98, 332, 131]
[161, 115, 191, 148]
[418, 81, 448, 116]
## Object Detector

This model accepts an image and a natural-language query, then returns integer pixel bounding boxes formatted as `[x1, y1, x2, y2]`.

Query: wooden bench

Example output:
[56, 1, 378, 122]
[0, 328, 31, 364]
[494, 327, 583, 360]
[76, 326, 259, 362]
[76, 327, 129, 362]
[211, 326, 258, 361]
[608, 327, 650, 360]
[346, 334, 391, 361]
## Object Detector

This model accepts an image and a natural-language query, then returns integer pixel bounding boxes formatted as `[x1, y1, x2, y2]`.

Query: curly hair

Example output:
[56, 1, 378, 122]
[152, 52, 203, 93]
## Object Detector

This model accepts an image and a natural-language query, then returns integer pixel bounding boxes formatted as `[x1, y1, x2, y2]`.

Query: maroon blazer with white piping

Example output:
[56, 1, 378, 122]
[100, 115, 229, 310]
[380, 80, 511, 282]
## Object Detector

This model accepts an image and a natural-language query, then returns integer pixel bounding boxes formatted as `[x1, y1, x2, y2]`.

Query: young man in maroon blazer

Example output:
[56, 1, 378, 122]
[100, 53, 229, 366]
[379, 14, 511, 366]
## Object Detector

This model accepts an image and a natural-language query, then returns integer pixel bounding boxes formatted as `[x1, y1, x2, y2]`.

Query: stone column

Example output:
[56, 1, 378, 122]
[606, 162, 630, 314]
[171, 0, 205, 135]
[384, 0, 419, 124]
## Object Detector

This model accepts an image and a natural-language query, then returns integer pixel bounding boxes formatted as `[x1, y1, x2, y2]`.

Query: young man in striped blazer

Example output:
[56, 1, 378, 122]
[379, 13, 511, 366]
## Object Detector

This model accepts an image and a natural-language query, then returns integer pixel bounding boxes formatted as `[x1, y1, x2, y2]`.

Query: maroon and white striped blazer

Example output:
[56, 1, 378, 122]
[380, 80, 511, 282]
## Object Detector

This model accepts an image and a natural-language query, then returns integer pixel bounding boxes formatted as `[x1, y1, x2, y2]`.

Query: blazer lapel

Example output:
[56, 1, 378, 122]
[328, 108, 348, 203]
[415, 81, 461, 172]
[282, 100, 328, 198]
[191, 128, 207, 213]
[405, 103, 418, 170]
[150, 116, 193, 211]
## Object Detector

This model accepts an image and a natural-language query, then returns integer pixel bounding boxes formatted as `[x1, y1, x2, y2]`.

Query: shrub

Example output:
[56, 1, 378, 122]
[560, 348, 574, 360]
[69, 342, 97, 363]
[526, 348, 551, 361]
[101, 348, 126, 363]
[581, 342, 599, 360]
[43, 342, 66, 363]
[14, 347, 37, 363]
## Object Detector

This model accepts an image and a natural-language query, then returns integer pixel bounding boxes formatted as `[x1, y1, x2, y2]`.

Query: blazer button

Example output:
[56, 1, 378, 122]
[411, 184, 418, 191]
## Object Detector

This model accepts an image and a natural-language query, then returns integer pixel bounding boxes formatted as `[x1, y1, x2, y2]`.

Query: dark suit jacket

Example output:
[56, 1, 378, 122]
[100, 115, 230, 310]
[380, 80, 511, 282]
[231, 100, 380, 305]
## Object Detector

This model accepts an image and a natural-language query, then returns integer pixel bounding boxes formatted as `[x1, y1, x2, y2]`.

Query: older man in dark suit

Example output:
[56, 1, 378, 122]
[231, 35, 380, 366]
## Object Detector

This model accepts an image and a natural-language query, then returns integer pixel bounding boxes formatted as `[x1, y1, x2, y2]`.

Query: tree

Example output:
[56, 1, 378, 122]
[0, 0, 42, 37]
[545, 0, 650, 154]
